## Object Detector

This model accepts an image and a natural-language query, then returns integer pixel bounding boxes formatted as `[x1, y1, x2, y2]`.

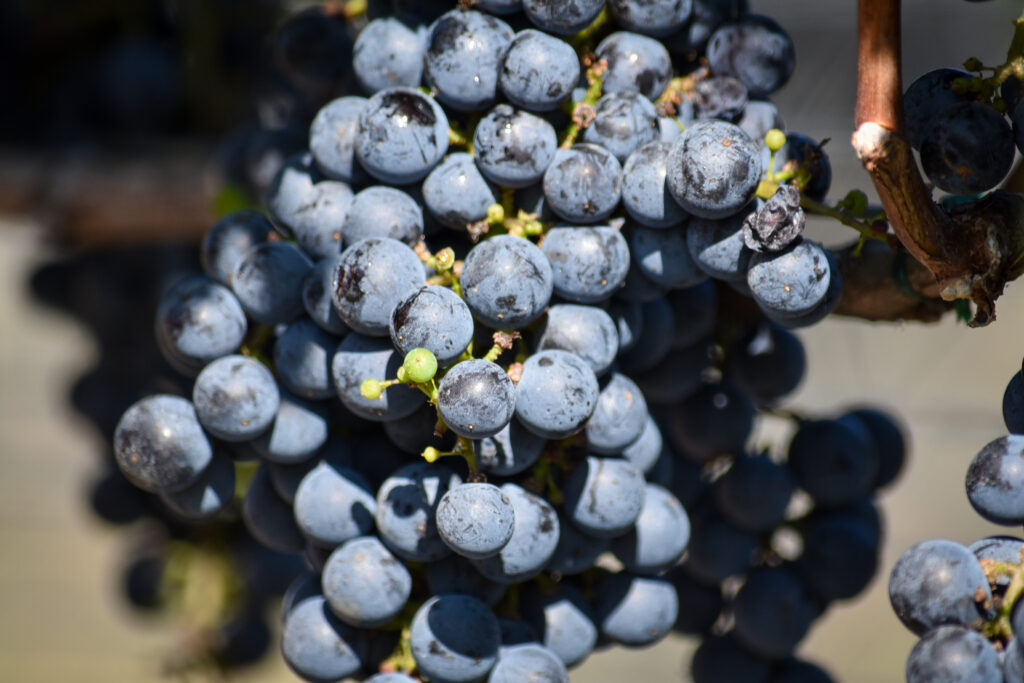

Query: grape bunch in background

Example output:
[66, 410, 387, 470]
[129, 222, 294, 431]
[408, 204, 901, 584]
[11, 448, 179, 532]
[107, 0, 920, 680]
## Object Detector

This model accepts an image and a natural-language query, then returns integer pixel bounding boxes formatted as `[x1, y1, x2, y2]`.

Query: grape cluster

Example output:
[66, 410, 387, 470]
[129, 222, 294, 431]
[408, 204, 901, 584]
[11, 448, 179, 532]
[887, 362, 1024, 682]
[107, 1, 909, 680]
[903, 64, 1024, 195]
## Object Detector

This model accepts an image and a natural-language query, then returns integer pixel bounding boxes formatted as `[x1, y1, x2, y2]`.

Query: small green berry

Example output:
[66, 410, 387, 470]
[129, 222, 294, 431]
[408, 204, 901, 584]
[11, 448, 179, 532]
[423, 446, 441, 463]
[403, 348, 438, 384]
[844, 190, 868, 216]
[486, 203, 505, 225]
[434, 247, 456, 272]
[361, 378, 383, 400]
[765, 128, 786, 152]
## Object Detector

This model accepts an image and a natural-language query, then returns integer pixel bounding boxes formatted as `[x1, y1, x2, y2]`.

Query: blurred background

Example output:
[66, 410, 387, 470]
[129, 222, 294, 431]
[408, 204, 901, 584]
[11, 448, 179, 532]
[1, 0, 1023, 681]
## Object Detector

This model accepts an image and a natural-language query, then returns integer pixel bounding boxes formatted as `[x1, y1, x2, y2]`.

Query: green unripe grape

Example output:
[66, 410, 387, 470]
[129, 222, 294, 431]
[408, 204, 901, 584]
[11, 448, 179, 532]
[765, 128, 786, 152]
[486, 203, 505, 225]
[844, 190, 868, 216]
[403, 348, 438, 384]
[361, 378, 384, 400]
[434, 247, 456, 272]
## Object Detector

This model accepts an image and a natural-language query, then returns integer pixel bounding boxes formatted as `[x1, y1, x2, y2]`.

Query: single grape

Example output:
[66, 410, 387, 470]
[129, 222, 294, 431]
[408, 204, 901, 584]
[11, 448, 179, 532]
[488, 644, 568, 683]
[712, 454, 794, 533]
[787, 417, 878, 508]
[667, 120, 762, 219]
[278, 179, 353, 260]
[355, 87, 449, 184]
[919, 101, 1014, 194]
[693, 75, 749, 121]
[582, 91, 660, 162]
[617, 296, 675, 375]
[331, 237, 426, 337]
[667, 567, 724, 635]
[545, 510, 611, 576]
[540, 226, 631, 303]
[461, 234, 553, 329]
[630, 224, 707, 289]
[474, 105, 558, 188]
[242, 465, 306, 554]
[738, 99, 784, 144]
[410, 595, 501, 682]
[436, 482, 516, 559]
[729, 321, 806, 405]
[902, 68, 974, 150]
[474, 419, 548, 476]
[474, 483, 560, 584]
[321, 536, 411, 628]
[536, 304, 619, 377]
[797, 514, 879, 602]
[114, 395, 213, 493]
[691, 634, 772, 683]
[515, 349, 600, 439]
[390, 285, 474, 368]
[732, 567, 818, 659]
[154, 276, 248, 374]
[231, 241, 313, 325]
[200, 210, 274, 286]
[422, 152, 499, 230]
[888, 539, 991, 635]
[423, 9, 514, 111]
[352, 17, 427, 94]
[293, 459, 376, 547]
[437, 359, 516, 439]
[905, 626, 1002, 683]
[522, 0, 605, 35]
[273, 319, 337, 400]
[686, 202, 756, 283]
[251, 389, 329, 464]
[595, 574, 679, 646]
[521, 583, 598, 667]
[331, 333, 423, 422]
[706, 15, 795, 98]
[375, 461, 462, 562]
[965, 435, 1024, 525]
[192, 355, 279, 441]
[844, 407, 907, 490]
[563, 456, 646, 537]
[682, 517, 757, 584]
[343, 185, 423, 247]
[543, 143, 623, 224]
[746, 239, 839, 323]
[160, 451, 235, 520]
[667, 280, 718, 349]
[586, 373, 649, 454]
[607, 0, 693, 37]
[499, 30, 580, 112]
[596, 31, 673, 100]
[611, 483, 690, 574]
[621, 142, 689, 228]
[302, 255, 350, 335]
[281, 596, 366, 681]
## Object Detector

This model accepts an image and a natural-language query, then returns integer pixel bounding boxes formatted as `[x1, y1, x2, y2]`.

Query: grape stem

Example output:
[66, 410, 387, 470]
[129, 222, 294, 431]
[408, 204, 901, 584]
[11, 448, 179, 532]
[560, 59, 607, 148]
[852, 0, 1024, 326]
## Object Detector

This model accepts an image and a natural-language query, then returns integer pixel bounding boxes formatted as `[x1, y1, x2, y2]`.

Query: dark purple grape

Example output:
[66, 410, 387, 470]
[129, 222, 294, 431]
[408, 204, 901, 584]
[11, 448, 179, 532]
[596, 31, 673, 100]
[706, 15, 795, 98]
